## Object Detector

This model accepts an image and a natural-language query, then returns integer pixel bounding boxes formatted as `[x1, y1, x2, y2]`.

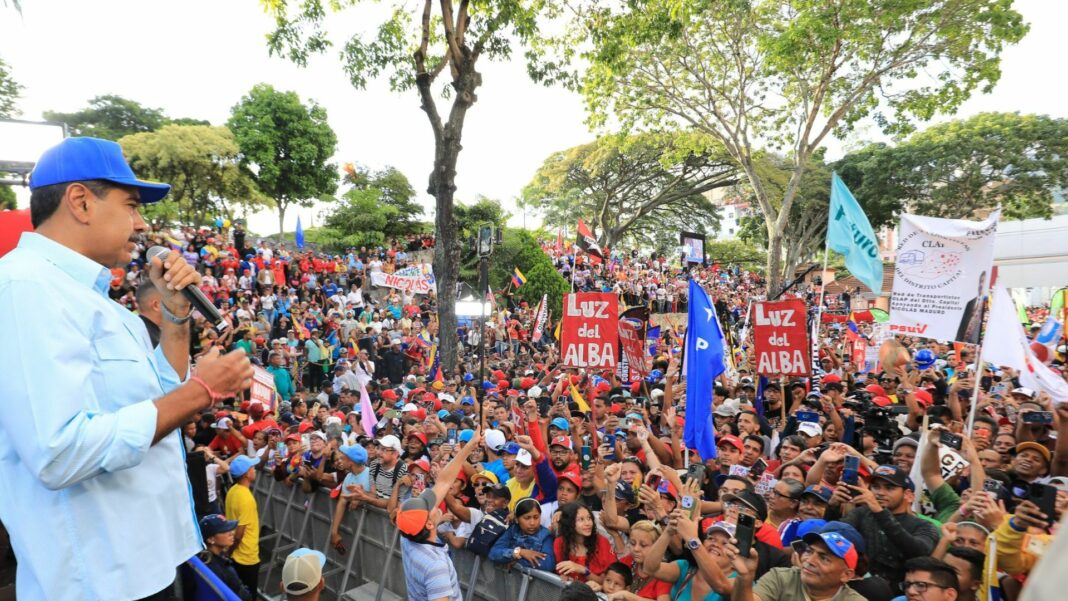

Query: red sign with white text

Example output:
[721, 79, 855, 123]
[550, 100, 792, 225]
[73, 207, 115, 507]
[561, 292, 619, 368]
[752, 299, 811, 376]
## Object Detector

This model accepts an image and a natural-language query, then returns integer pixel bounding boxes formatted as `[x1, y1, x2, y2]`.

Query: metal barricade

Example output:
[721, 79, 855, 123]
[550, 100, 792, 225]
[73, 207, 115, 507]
[250, 484, 569, 601]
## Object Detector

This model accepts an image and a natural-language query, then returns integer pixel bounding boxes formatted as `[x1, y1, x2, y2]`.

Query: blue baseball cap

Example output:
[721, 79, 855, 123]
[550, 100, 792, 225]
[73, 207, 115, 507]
[801, 485, 834, 503]
[458, 429, 475, 443]
[801, 531, 859, 569]
[230, 455, 261, 478]
[550, 417, 570, 432]
[198, 514, 239, 538]
[437, 409, 450, 420]
[461, 396, 475, 406]
[819, 522, 866, 555]
[339, 445, 368, 465]
[30, 137, 171, 203]
[503, 442, 521, 455]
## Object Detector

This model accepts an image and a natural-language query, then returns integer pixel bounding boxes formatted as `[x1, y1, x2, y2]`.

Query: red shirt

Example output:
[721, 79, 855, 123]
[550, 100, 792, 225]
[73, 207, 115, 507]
[619, 556, 673, 599]
[208, 433, 244, 457]
[553, 534, 617, 582]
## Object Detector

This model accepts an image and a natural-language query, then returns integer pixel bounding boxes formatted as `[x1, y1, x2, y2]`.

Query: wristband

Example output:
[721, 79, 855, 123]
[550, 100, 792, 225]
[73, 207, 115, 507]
[1009, 517, 1027, 532]
[190, 375, 227, 401]
[161, 301, 193, 325]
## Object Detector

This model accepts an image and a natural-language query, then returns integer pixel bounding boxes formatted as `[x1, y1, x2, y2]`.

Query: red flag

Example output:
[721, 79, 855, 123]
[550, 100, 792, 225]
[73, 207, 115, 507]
[576, 219, 604, 265]
[556, 228, 564, 254]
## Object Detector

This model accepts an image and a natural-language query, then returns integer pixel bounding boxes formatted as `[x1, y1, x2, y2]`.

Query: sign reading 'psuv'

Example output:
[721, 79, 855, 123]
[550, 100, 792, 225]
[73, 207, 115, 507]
[561, 292, 618, 368]
[752, 299, 811, 376]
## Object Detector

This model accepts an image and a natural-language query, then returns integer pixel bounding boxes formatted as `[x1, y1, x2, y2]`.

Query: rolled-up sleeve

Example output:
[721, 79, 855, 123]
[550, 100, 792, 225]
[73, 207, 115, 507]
[0, 281, 158, 490]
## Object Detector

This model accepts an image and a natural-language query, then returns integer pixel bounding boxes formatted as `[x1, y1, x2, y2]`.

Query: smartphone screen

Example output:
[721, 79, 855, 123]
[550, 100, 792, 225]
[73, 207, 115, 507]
[939, 430, 963, 450]
[580, 446, 592, 470]
[646, 474, 662, 492]
[750, 459, 767, 479]
[736, 514, 755, 558]
[796, 411, 820, 423]
[841, 455, 860, 486]
[447, 429, 457, 444]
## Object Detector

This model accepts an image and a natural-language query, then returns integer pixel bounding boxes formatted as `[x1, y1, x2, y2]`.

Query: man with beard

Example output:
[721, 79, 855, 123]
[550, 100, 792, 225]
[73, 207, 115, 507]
[548, 436, 578, 476]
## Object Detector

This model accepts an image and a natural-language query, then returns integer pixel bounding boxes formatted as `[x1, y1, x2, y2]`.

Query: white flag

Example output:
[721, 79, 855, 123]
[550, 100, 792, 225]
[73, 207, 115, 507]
[984, 286, 1068, 404]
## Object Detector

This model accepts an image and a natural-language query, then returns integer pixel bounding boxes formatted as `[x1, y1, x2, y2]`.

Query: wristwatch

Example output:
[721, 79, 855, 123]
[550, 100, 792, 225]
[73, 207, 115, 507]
[685, 538, 701, 551]
[513, 547, 522, 559]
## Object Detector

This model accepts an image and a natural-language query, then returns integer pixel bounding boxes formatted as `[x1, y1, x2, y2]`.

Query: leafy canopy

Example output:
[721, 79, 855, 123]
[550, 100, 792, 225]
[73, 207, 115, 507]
[227, 83, 338, 232]
[521, 132, 739, 248]
[119, 124, 269, 226]
[835, 112, 1068, 221]
[319, 164, 424, 249]
[43, 95, 208, 141]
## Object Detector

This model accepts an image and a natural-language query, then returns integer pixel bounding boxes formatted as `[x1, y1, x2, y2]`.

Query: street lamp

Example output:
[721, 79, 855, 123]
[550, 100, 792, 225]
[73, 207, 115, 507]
[475, 224, 500, 425]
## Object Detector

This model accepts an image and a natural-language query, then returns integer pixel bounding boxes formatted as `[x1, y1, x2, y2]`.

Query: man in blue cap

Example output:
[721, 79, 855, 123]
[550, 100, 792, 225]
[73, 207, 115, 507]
[0, 137, 254, 600]
[225, 455, 262, 598]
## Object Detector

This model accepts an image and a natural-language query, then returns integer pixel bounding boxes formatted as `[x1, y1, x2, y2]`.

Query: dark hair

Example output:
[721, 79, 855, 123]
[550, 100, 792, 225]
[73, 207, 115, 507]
[514, 498, 542, 519]
[30, 180, 115, 228]
[557, 502, 601, 567]
[904, 557, 960, 592]
[779, 478, 805, 501]
[744, 435, 766, 454]
[945, 547, 984, 582]
[558, 582, 599, 601]
[604, 562, 633, 587]
[777, 435, 806, 458]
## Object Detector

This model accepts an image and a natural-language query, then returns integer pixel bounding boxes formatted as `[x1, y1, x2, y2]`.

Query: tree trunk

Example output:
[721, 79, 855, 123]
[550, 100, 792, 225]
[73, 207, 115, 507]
[767, 230, 785, 296]
[426, 55, 481, 374]
[277, 203, 287, 240]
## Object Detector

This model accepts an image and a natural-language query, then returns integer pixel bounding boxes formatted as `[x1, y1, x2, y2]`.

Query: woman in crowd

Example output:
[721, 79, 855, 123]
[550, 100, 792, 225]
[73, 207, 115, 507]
[554, 502, 618, 584]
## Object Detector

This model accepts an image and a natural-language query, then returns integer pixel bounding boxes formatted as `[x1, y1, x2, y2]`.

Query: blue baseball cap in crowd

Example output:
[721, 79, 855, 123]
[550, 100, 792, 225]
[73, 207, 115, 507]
[461, 396, 475, 406]
[819, 522, 866, 555]
[30, 137, 171, 203]
[801, 531, 859, 569]
[503, 442, 521, 455]
[800, 485, 834, 503]
[230, 455, 261, 478]
[463, 373, 475, 382]
[437, 409, 450, 420]
[458, 429, 475, 443]
[550, 417, 571, 432]
[339, 445, 368, 465]
[199, 514, 239, 538]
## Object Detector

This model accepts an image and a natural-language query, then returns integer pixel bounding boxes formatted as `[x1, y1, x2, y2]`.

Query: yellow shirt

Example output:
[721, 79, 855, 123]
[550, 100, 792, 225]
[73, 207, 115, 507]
[506, 477, 536, 513]
[225, 484, 260, 566]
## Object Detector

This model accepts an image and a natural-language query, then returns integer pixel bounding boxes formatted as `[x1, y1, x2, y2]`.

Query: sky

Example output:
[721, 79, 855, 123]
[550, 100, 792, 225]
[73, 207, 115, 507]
[2, 0, 1066, 236]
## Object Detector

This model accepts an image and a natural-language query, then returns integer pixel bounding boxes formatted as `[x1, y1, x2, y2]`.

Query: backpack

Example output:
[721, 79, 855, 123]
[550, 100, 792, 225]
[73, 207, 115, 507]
[370, 462, 400, 496]
[465, 508, 509, 556]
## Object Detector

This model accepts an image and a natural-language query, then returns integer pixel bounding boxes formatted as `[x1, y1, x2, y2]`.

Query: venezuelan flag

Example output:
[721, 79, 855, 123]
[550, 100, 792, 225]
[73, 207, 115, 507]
[569, 382, 591, 413]
[426, 343, 438, 371]
[512, 267, 527, 288]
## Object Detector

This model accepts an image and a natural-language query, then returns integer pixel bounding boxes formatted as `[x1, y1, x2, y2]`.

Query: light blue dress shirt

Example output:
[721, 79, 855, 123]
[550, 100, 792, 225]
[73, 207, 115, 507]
[0, 233, 202, 600]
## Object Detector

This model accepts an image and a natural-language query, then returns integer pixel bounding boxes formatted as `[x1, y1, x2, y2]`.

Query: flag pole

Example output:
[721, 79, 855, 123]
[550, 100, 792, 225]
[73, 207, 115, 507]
[965, 300, 992, 436]
[811, 245, 831, 392]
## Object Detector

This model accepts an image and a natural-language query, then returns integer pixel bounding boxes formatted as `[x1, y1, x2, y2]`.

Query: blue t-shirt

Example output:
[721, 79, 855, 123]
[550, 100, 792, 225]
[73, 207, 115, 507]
[342, 469, 371, 495]
[669, 559, 731, 601]
[482, 458, 511, 484]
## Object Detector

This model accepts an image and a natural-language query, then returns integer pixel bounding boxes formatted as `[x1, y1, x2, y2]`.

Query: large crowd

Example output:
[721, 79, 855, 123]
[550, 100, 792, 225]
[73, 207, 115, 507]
[109, 222, 1066, 601]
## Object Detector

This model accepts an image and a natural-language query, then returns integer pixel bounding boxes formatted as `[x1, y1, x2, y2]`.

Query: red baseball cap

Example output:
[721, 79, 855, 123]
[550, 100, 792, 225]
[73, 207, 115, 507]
[872, 396, 892, 407]
[411, 458, 431, 472]
[822, 374, 842, 385]
[550, 436, 573, 450]
[497, 379, 510, 389]
[520, 377, 536, 389]
[717, 434, 744, 452]
[409, 408, 427, 421]
[865, 384, 887, 397]
[558, 470, 582, 491]
[298, 421, 316, 433]
[913, 389, 933, 407]
[408, 431, 429, 446]
[381, 389, 398, 401]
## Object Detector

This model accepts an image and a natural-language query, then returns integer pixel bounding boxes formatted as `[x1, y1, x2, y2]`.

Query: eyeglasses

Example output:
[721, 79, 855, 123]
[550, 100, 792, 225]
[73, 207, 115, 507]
[904, 581, 950, 593]
[767, 489, 799, 501]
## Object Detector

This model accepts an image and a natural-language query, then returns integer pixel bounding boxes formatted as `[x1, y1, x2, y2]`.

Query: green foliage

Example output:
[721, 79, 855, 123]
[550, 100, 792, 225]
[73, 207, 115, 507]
[0, 184, 15, 210]
[227, 83, 338, 234]
[43, 95, 208, 140]
[490, 228, 569, 319]
[577, 0, 1028, 288]
[835, 112, 1068, 221]
[120, 124, 269, 226]
[0, 56, 20, 118]
[339, 164, 424, 237]
[704, 239, 766, 269]
[456, 196, 509, 281]
[521, 132, 738, 247]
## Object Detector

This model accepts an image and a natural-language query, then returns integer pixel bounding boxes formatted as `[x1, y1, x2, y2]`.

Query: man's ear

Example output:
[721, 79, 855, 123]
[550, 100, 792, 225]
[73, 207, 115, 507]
[64, 183, 95, 225]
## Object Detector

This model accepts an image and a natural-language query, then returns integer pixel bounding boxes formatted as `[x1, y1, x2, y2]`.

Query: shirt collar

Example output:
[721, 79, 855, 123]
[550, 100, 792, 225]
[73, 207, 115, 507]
[17, 232, 112, 296]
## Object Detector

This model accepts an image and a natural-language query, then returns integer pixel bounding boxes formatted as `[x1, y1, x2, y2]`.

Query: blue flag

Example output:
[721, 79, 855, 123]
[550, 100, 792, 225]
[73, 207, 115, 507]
[295, 215, 305, 249]
[754, 376, 768, 417]
[683, 279, 726, 461]
[827, 173, 882, 294]
[646, 326, 661, 356]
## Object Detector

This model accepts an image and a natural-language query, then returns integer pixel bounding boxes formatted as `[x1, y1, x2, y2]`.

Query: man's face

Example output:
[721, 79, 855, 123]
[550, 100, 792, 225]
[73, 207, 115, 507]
[717, 444, 742, 468]
[1012, 449, 1047, 479]
[943, 555, 976, 599]
[870, 478, 906, 512]
[86, 185, 149, 268]
[765, 389, 781, 406]
[798, 541, 852, 592]
[738, 413, 758, 435]
[742, 439, 762, 467]
[994, 435, 1015, 456]
[978, 449, 1002, 470]
[310, 436, 325, 454]
[904, 570, 957, 601]
[953, 524, 987, 552]
[549, 445, 572, 471]
[798, 495, 828, 520]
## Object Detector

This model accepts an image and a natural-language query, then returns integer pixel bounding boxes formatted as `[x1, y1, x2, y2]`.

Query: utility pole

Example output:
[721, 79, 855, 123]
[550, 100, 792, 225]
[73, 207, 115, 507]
[476, 224, 501, 426]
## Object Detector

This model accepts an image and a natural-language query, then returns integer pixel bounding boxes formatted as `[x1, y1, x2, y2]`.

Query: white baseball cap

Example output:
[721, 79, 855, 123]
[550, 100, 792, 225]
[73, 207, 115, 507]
[484, 429, 507, 452]
[1011, 387, 1036, 399]
[528, 385, 543, 398]
[401, 403, 420, 413]
[797, 421, 823, 438]
[516, 449, 533, 466]
[211, 417, 232, 430]
[379, 435, 403, 452]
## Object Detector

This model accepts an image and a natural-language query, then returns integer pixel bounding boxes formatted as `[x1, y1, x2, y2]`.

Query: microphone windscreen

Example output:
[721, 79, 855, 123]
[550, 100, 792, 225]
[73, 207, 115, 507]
[146, 245, 171, 262]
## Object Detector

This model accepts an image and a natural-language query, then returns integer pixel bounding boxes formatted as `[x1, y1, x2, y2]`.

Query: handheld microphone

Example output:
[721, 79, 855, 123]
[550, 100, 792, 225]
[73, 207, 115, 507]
[146, 246, 229, 332]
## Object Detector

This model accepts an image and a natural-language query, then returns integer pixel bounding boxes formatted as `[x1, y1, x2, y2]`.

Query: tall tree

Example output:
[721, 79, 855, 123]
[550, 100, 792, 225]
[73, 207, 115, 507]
[321, 164, 425, 248]
[521, 132, 738, 247]
[578, 0, 1028, 294]
[227, 83, 338, 236]
[261, 0, 563, 372]
[43, 95, 208, 141]
[0, 56, 20, 118]
[120, 124, 269, 226]
[836, 112, 1068, 221]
